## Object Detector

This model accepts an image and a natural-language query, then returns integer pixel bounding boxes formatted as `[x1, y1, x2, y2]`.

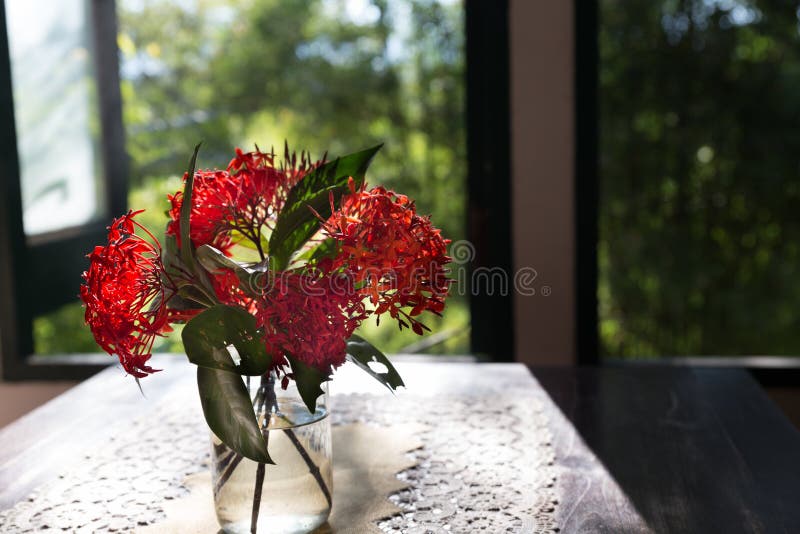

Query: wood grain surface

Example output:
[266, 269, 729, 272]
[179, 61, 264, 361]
[533, 366, 800, 533]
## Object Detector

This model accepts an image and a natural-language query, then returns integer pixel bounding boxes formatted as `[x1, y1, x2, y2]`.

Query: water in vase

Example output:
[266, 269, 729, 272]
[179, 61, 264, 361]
[210, 398, 332, 534]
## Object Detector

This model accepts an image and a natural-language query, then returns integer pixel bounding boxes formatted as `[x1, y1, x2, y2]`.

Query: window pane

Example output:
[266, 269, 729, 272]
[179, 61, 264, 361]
[600, 1, 800, 357]
[118, 0, 468, 355]
[6, 0, 103, 236]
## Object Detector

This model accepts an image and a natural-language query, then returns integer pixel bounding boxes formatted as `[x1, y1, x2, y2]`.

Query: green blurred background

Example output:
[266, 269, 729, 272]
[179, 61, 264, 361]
[37, 0, 800, 360]
[35, 0, 470, 356]
[599, 0, 800, 357]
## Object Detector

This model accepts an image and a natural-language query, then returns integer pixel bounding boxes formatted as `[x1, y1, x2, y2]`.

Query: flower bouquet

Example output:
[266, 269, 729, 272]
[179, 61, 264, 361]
[80, 143, 451, 532]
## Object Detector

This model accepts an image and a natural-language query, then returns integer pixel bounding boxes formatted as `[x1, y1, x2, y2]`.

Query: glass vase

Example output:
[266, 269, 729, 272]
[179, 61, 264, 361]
[209, 373, 332, 534]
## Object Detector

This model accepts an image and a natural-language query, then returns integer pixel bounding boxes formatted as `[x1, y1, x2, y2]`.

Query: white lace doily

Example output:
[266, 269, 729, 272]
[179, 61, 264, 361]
[332, 392, 558, 533]
[0, 377, 558, 533]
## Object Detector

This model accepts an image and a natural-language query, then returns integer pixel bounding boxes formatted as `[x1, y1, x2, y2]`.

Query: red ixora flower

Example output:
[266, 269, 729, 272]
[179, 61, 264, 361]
[322, 179, 452, 334]
[166, 170, 240, 255]
[257, 271, 368, 372]
[80, 210, 173, 378]
[167, 145, 324, 257]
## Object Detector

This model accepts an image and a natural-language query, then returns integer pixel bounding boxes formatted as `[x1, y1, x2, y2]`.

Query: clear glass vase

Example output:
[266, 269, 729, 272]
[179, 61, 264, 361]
[210, 373, 332, 534]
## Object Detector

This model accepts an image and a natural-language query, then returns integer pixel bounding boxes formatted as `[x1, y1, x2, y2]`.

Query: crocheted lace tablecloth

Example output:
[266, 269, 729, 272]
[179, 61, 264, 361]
[0, 364, 558, 533]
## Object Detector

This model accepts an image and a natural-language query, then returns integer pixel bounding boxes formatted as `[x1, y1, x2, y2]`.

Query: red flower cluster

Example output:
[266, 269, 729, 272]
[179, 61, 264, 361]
[80, 211, 172, 378]
[167, 147, 322, 256]
[322, 180, 451, 334]
[166, 170, 240, 255]
[82, 145, 451, 381]
[257, 272, 368, 370]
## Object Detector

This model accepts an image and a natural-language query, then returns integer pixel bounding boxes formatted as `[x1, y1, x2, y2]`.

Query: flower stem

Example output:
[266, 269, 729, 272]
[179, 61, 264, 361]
[250, 374, 278, 534]
[217, 373, 331, 533]
[213, 453, 244, 497]
[250, 374, 275, 533]
[251, 462, 266, 534]
[285, 427, 332, 508]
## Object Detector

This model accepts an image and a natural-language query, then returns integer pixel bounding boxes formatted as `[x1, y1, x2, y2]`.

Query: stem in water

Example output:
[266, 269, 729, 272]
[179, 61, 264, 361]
[250, 374, 275, 533]
[222, 373, 331, 534]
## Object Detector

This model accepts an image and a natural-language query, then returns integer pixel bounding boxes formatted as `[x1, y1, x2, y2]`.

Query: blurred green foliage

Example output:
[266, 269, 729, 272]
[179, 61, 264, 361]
[34, 0, 468, 356]
[600, 0, 800, 357]
[119, 0, 465, 242]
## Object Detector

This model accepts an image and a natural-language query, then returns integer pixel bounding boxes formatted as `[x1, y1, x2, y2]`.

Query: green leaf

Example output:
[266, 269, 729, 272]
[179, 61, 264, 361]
[283, 144, 382, 216]
[182, 305, 271, 376]
[231, 230, 269, 254]
[180, 143, 202, 269]
[271, 185, 349, 268]
[309, 237, 340, 262]
[197, 366, 272, 464]
[164, 234, 217, 310]
[162, 233, 180, 273]
[196, 245, 261, 295]
[346, 334, 405, 392]
[171, 156, 221, 308]
[287, 354, 330, 414]
[164, 291, 200, 314]
[293, 237, 340, 264]
[175, 283, 214, 308]
[269, 144, 382, 269]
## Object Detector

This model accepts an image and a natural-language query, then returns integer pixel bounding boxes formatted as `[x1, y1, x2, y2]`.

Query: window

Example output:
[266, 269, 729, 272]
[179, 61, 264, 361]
[117, 0, 471, 356]
[0, 0, 512, 377]
[0, 0, 126, 379]
[595, 1, 800, 363]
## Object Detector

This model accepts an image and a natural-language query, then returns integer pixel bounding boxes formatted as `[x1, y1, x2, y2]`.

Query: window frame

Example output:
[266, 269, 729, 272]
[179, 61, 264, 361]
[465, 0, 514, 362]
[575, 0, 599, 365]
[0, 0, 127, 380]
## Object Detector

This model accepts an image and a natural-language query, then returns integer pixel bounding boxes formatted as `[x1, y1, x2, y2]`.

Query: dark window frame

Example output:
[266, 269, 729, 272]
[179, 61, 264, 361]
[576, 0, 599, 366]
[0, 0, 127, 380]
[0, 1, 513, 378]
[465, 0, 514, 362]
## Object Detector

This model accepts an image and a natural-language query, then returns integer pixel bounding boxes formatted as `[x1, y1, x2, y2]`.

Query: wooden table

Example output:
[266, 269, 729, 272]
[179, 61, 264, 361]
[534, 366, 800, 533]
[1, 358, 799, 533]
